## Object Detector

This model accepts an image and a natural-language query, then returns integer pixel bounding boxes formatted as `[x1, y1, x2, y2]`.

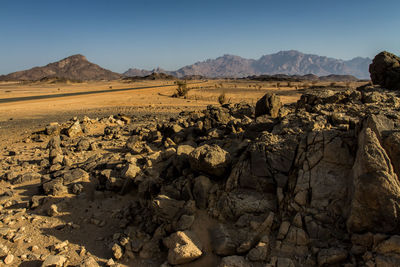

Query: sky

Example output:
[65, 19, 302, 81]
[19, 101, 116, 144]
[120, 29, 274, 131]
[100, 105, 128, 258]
[0, 0, 399, 74]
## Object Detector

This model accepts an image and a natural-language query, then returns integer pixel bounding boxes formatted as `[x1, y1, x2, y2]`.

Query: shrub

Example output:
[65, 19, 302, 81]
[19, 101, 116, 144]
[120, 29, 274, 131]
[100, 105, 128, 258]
[218, 92, 228, 105]
[173, 81, 189, 97]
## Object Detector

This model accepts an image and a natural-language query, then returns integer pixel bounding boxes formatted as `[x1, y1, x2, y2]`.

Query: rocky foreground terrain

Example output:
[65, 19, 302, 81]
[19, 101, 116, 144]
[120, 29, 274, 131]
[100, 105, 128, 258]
[0, 51, 399, 266]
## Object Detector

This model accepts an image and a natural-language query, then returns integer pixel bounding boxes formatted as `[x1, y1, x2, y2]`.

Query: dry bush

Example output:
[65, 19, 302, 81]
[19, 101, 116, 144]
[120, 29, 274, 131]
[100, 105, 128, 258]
[172, 81, 189, 97]
[218, 92, 228, 105]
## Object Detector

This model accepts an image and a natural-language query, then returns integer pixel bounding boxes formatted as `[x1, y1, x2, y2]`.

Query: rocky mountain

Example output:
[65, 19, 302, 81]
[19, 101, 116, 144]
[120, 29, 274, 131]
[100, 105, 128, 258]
[123, 67, 168, 78]
[0, 54, 121, 81]
[124, 50, 371, 79]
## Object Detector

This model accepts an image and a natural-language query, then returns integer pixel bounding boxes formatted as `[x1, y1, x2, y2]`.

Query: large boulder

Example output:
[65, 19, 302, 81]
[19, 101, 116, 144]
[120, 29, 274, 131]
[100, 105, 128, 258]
[255, 93, 282, 118]
[189, 144, 231, 178]
[347, 126, 400, 233]
[369, 51, 400, 90]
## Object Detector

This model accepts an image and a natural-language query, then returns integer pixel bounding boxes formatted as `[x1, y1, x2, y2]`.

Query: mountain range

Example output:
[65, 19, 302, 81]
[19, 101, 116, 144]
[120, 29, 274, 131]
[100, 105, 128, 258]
[0, 50, 371, 81]
[125, 50, 371, 79]
[0, 54, 121, 81]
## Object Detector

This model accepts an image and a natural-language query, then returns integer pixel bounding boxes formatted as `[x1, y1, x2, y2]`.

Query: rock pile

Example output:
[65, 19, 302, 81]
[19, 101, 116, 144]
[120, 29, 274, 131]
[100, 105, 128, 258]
[3, 80, 400, 265]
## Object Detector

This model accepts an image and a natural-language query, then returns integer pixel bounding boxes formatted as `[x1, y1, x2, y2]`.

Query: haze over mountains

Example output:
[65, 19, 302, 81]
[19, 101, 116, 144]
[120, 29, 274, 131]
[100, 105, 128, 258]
[125, 50, 371, 79]
[0, 50, 371, 81]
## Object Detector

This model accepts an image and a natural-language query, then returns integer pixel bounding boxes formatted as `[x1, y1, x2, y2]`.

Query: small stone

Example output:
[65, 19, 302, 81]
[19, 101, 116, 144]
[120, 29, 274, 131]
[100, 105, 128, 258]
[4, 254, 13, 265]
[0, 244, 9, 257]
[42, 255, 67, 266]
[48, 204, 59, 217]
[112, 243, 123, 260]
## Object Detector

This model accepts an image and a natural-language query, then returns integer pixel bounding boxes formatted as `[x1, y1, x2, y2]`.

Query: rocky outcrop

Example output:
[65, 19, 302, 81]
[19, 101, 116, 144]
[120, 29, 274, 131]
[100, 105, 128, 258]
[255, 93, 282, 118]
[370, 51, 400, 90]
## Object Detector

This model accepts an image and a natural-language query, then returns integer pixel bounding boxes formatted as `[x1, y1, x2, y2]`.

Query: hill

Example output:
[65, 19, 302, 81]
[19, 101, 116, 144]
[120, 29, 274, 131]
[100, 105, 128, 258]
[0, 54, 121, 81]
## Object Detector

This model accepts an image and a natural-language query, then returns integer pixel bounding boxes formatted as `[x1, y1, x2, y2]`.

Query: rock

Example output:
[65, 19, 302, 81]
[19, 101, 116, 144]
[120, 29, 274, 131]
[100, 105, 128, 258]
[376, 235, 400, 254]
[112, 243, 123, 260]
[48, 204, 59, 216]
[42, 255, 67, 266]
[163, 231, 202, 265]
[317, 248, 348, 266]
[176, 145, 195, 159]
[277, 221, 291, 240]
[4, 254, 13, 265]
[126, 135, 145, 154]
[276, 257, 295, 267]
[347, 126, 400, 233]
[219, 255, 251, 267]
[45, 122, 60, 135]
[63, 168, 89, 185]
[369, 51, 400, 90]
[121, 163, 141, 179]
[284, 226, 310, 246]
[67, 120, 83, 138]
[175, 214, 195, 231]
[153, 195, 185, 220]
[193, 175, 212, 209]
[189, 144, 231, 177]
[255, 93, 282, 118]
[76, 138, 91, 151]
[211, 224, 236, 256]
[375, 254, 400, 267]
[43, 178, 68, 196]
[80, 256, 100, 267]
[247, 240, 269, 261]
[12, 171, 41, 184]
[0, 244, 9, 257]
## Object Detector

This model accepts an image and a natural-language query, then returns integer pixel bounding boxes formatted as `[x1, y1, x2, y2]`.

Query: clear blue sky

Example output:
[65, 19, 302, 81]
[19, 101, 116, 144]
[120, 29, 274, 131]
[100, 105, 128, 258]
[1, 0, 399, 74]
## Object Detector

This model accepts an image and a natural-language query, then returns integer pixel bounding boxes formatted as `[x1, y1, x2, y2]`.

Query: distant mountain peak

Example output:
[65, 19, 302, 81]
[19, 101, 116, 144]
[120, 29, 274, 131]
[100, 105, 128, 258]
[0, 54, 121, 81]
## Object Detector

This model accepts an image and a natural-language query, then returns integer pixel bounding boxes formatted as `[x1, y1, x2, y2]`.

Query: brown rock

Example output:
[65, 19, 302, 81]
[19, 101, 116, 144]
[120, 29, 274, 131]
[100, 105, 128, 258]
[369, 51, 400, 90]
[255, 93, 282, 118]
